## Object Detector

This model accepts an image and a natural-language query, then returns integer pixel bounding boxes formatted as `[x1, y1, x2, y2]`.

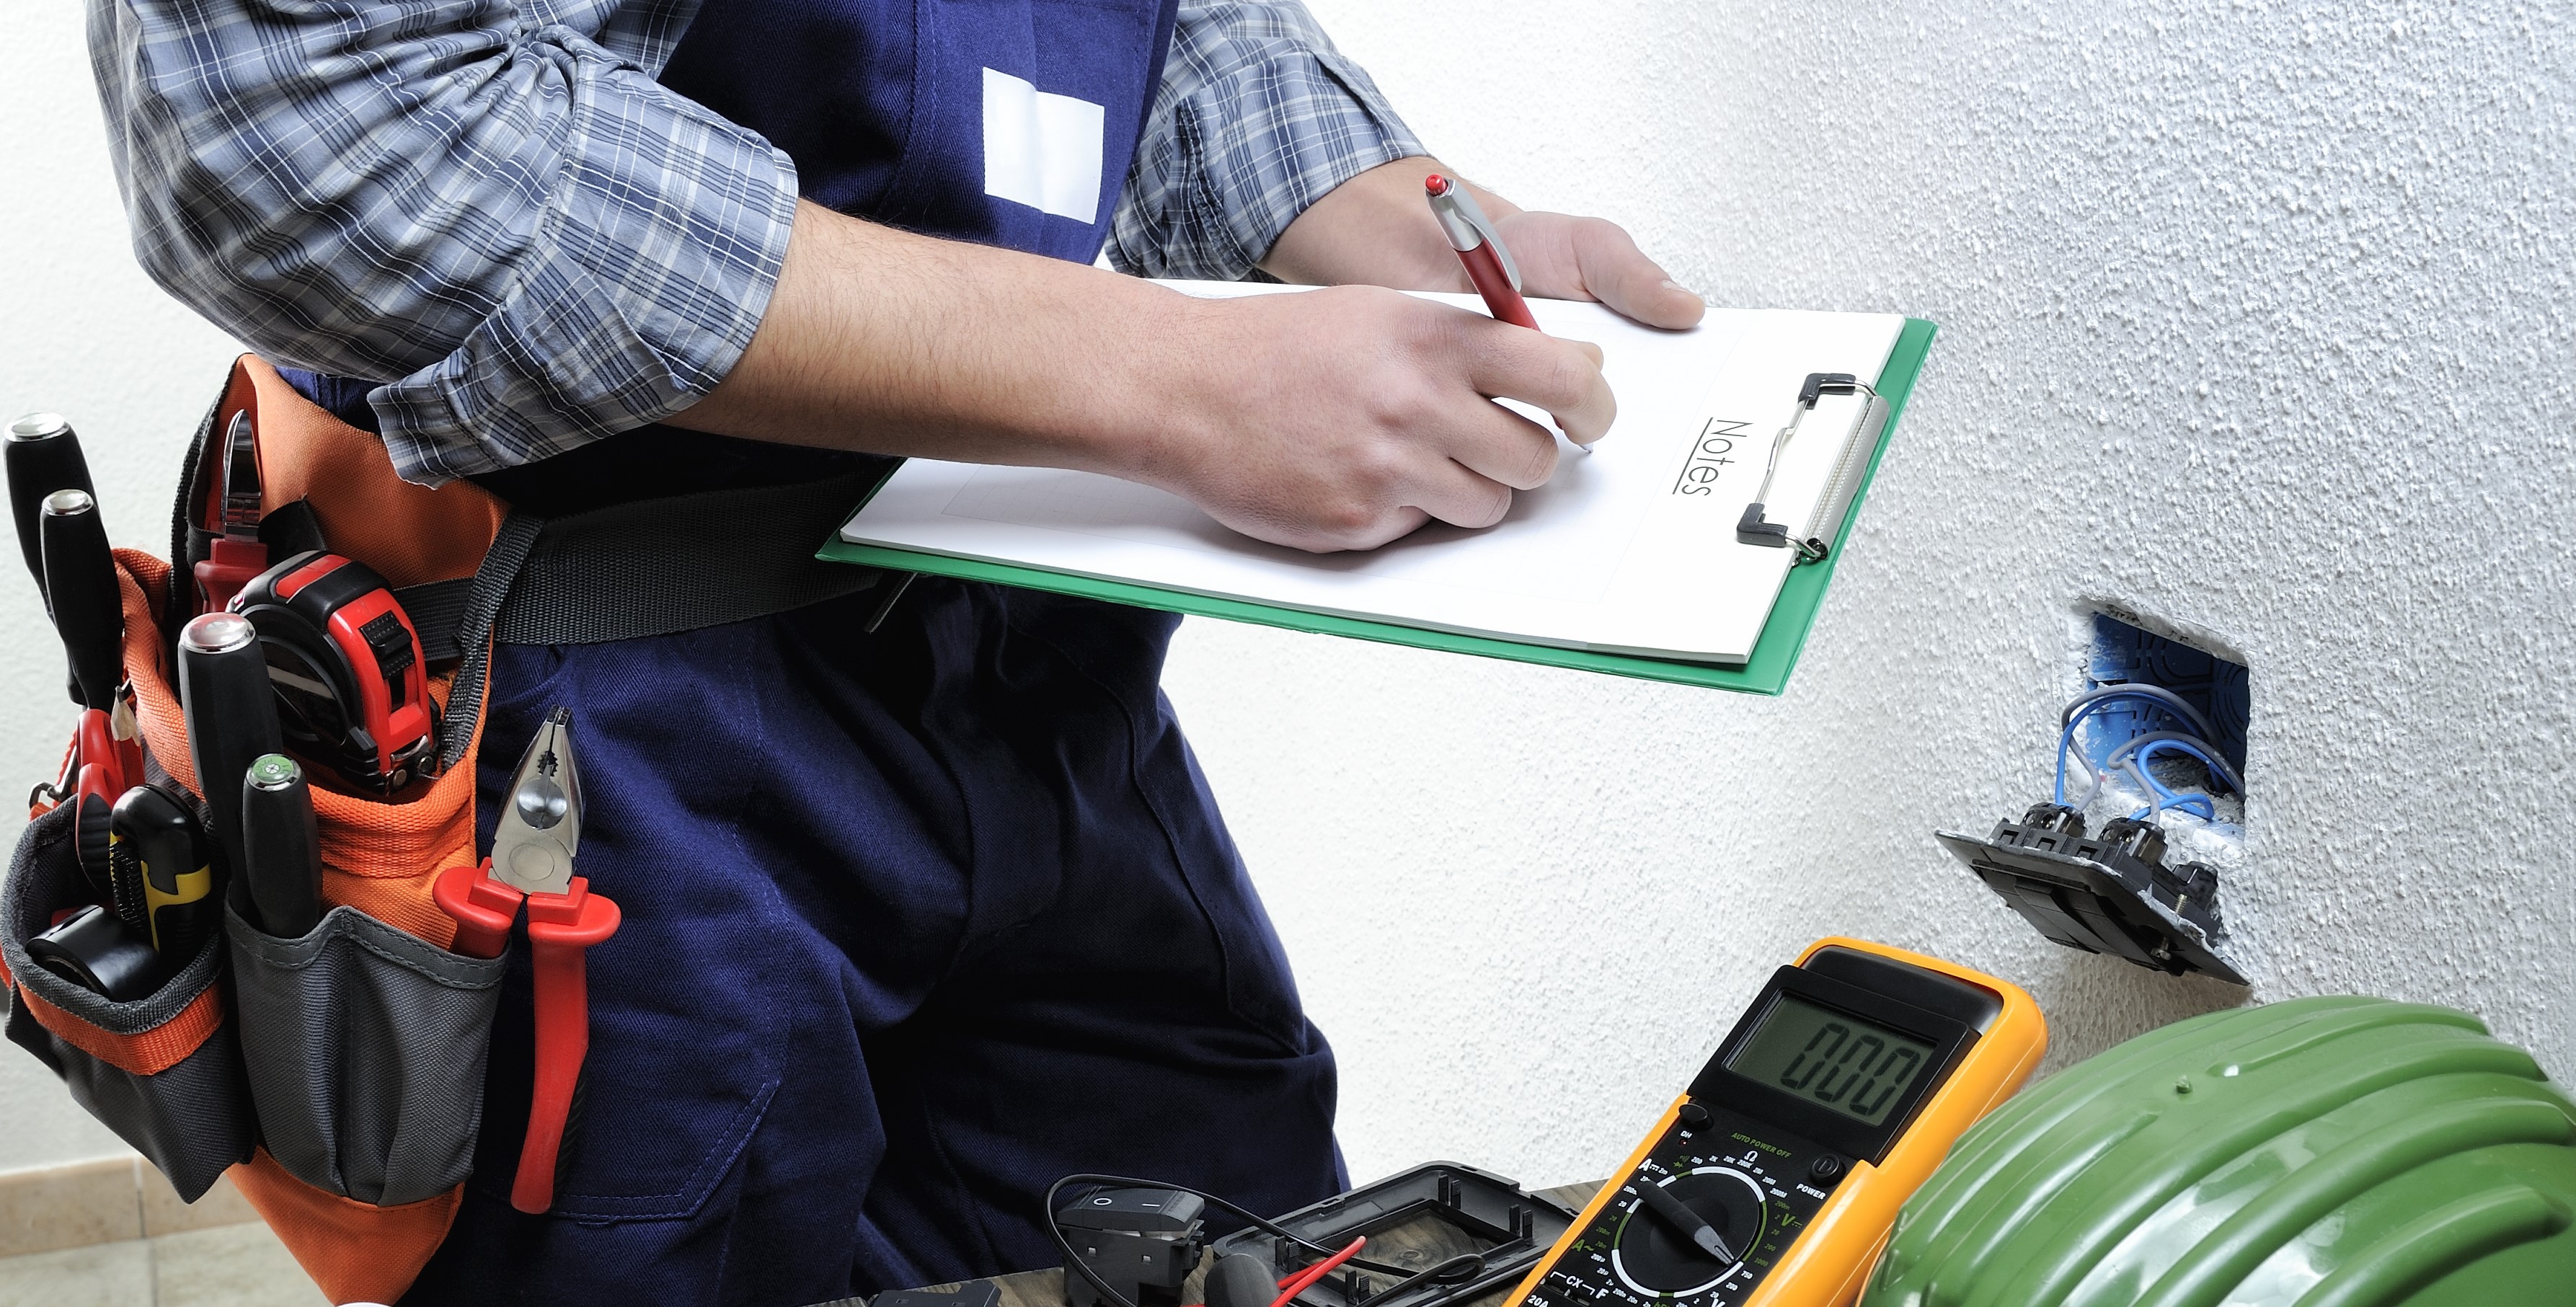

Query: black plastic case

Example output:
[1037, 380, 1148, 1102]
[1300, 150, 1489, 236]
[1210, 1163, 1579, 1307]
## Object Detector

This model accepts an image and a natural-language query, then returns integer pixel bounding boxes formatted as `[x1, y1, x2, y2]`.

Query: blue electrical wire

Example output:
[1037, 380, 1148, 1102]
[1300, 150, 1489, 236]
[2054, 688, 2222, 806]
[2055, 688, 2241, 823]
[2108, 732, 2247, 795]
[2121, 759, 2218, 822]
[2059, 684, 2222, 740]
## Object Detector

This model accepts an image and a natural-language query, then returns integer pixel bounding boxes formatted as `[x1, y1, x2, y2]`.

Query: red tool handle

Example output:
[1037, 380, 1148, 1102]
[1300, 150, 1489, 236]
[74, 708, 126, 796]
[512, 877, 619, 1214]
[192, 538, 267, 616]
[430, 861, 521, 960]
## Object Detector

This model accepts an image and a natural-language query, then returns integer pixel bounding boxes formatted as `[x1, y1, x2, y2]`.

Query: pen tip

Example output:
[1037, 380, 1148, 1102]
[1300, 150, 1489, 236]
[1425, 173, 1450, 196]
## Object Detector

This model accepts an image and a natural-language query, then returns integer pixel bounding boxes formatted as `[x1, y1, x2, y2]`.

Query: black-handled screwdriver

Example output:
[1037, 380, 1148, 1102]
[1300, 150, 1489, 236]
[178, 611, 282, 892]
[1639, 1180, 1738, 1264]
[109, 784, 221, 963]
[7, 413, 95, 611]
[241, 753, 323, 938]
[40, 488, 123, 713]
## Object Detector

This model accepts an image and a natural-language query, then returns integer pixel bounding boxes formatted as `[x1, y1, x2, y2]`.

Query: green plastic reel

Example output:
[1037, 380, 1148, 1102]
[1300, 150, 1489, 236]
[1861, 996, 2576, 1307]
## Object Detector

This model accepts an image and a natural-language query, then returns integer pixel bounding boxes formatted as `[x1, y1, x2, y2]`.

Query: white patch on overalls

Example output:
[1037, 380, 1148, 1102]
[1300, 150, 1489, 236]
[981, 67, 1106, 223]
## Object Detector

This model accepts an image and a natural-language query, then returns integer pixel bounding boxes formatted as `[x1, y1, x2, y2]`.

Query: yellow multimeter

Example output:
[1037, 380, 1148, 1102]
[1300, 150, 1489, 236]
[1502, 938, 2045, 1307]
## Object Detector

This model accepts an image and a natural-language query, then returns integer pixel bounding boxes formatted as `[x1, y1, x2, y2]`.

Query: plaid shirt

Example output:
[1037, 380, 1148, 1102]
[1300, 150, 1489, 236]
[87, 0, 1422, 484]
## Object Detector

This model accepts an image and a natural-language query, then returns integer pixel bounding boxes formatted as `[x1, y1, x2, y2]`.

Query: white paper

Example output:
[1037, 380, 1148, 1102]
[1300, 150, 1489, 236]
[841, 282, 1903, 664]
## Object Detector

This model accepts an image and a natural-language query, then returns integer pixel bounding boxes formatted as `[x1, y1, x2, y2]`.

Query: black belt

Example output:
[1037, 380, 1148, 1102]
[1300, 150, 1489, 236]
[407, 466, 893, 771]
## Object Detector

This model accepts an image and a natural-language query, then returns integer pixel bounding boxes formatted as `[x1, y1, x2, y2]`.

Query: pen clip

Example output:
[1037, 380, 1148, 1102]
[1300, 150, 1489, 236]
[1428, 181, 1521, 293]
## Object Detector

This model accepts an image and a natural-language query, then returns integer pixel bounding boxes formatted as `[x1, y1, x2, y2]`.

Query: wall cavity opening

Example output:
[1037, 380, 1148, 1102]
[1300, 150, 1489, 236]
[2081, 611, 2249, 828]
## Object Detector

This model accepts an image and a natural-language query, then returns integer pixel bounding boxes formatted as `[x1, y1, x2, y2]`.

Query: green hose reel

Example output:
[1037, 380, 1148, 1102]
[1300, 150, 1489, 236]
[1861, 996, 2576, 1307]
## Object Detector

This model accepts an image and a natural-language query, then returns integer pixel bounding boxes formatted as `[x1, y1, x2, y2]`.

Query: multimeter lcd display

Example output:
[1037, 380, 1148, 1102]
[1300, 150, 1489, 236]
[1722, 996, 1937, 1125]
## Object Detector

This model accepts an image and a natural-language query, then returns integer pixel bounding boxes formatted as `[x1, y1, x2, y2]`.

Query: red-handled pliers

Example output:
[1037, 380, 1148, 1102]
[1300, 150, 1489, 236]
[431, 707, 619, 1215]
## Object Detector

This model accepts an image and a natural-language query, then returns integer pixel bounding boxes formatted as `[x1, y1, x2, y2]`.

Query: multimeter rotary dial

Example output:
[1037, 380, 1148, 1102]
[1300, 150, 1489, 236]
[1607, 1163, 1769, 1296]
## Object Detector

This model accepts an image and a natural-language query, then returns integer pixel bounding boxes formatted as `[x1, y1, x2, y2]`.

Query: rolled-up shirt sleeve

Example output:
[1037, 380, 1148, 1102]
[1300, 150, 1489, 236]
[1107, 0, 1427, 281]
[87, 0, 800, 483]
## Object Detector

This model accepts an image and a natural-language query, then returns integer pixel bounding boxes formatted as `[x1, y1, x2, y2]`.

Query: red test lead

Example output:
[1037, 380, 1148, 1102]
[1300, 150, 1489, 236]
[1425, 174, 1538, 329]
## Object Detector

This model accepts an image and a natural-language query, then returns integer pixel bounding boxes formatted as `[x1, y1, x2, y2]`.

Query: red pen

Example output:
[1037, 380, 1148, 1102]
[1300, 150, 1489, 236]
[1425, 174, 1538, 329]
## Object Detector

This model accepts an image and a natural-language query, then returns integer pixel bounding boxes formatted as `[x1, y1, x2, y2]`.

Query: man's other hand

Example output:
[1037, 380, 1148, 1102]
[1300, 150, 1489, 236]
[1261, 157, 1707, 333]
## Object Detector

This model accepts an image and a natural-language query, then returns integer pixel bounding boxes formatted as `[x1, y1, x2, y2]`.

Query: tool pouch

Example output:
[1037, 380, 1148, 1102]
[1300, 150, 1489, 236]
[225, 900, 504, 1207]
[1, 799, 257, 1202]
[2, 356, 516, 1304]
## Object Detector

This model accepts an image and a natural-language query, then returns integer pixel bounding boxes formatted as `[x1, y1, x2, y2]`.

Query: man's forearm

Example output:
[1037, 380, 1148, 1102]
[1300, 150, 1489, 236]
[668, 196, 1619, 554]
[671, 200, 1200, 479]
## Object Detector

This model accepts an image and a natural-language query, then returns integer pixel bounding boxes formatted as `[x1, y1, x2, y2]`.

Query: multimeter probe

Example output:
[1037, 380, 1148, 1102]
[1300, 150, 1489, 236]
[1502, 938, 2045, 1307]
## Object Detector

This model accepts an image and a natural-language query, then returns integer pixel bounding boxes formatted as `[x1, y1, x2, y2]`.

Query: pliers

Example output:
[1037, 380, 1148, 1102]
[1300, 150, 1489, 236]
[431, 707, 621, 1215]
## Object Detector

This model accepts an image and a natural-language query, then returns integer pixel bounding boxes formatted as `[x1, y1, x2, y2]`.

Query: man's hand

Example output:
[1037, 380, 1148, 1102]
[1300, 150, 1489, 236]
[1147, 285, 1611, 551]
[1261, 159, 1706, 332]
[675, 156, 1698, 553]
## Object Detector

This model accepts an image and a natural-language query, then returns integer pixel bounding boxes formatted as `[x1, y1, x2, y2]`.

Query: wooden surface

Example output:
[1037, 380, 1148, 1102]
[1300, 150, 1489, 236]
[877, 1182, 1606, 1307]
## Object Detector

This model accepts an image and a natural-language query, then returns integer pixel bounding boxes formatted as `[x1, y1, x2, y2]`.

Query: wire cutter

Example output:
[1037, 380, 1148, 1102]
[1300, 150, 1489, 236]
[431, 707, 621, 1214]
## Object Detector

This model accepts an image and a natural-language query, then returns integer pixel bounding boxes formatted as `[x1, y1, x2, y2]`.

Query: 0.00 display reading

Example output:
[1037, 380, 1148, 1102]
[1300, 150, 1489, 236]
[1725, 996, 1935, 1125]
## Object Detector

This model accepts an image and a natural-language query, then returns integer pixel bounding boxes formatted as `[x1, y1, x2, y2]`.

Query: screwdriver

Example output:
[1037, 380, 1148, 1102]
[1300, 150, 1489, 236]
[1639, 1181, 1738, 1264]
[109, 784, 221, 962]
[40, 489, 123, 716]
[240, 754, 323, 938]
[178, 612, 282, 893]
[44, 488, 134, 890]
[6, 413, 96, 614]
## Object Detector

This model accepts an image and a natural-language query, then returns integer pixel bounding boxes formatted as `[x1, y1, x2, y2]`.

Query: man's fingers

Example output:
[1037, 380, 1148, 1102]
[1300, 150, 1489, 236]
[1438, 399, 1562, 491]
[1570, 218, 1706, 330]
[1461, 324, 1618, 446]
[1406, 459, 1516, 531]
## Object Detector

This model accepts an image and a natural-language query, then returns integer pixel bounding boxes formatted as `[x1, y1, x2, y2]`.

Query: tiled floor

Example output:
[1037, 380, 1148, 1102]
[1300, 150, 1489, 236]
[0, 1221, 324, 1306]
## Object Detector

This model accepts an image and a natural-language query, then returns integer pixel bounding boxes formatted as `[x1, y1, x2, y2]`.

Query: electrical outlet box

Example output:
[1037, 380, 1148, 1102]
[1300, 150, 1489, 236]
[2084, 612, 2249, 782]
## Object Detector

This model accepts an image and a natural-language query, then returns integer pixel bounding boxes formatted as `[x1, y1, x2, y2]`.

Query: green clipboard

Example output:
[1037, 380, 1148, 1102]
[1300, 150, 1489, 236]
[818, 318, 1936, 696]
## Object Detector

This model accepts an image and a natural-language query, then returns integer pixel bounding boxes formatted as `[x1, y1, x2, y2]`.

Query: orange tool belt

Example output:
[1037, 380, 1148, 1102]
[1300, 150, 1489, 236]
[1, 356, 888, 1302]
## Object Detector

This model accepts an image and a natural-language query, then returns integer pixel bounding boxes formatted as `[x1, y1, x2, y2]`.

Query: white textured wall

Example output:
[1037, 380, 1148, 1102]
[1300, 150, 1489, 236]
[0, 0, 245, 1169]
[3, 0, 2570, 1212]
[1164, 0, 2576, 1190]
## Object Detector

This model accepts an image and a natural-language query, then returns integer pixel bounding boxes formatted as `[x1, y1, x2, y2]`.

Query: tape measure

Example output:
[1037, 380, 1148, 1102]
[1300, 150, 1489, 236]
[1502, 939, 2045, 1307]
[231, 551, 437, 793]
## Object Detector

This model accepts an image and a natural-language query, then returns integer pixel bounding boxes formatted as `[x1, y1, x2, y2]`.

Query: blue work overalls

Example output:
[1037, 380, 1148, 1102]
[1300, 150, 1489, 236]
[360, 2, 1345, 1300]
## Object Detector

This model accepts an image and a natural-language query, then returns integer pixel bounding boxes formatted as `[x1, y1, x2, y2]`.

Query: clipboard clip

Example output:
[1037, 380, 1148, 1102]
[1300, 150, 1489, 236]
[1738, 372, 1885, 562]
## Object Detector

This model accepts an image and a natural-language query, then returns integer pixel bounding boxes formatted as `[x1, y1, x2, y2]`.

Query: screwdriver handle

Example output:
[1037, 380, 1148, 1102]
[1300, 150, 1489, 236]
[40, 489, 123, 713]
[241, 754, 323, 938]
[178, 613, 283, 890]
[7, 413, 94, 602]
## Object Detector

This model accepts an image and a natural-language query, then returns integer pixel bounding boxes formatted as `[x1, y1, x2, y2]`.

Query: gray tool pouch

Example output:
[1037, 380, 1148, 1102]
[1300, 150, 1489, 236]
[1, 804, 257, 1201]
[226, 901, 506, 1205]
